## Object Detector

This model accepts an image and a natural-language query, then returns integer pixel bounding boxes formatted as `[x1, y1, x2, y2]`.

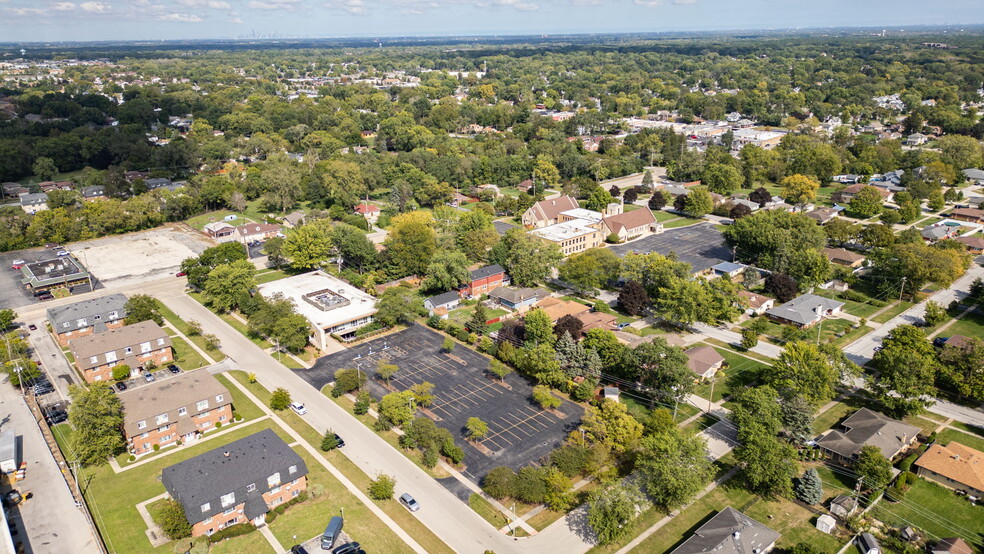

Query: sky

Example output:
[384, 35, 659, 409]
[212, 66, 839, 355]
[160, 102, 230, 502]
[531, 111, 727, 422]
[0, 0, 981, 43]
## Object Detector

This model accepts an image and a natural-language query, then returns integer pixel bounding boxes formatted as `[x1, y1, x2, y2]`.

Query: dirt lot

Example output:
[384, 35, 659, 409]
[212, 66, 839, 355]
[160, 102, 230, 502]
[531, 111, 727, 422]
[68, 224, 214, 284]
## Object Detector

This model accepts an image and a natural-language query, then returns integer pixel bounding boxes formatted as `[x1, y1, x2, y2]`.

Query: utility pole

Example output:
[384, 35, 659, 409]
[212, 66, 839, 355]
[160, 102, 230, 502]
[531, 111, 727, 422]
[816, 304, 825, 345]
[898, 277, 907, 302]
[707, 376, 716, 414]
[853, 476, 864, 506]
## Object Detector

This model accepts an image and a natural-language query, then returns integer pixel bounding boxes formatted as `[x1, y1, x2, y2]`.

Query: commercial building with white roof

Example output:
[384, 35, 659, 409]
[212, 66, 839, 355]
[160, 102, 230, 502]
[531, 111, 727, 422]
[256, 271, 377, 351]
[530, 218, 606, 256]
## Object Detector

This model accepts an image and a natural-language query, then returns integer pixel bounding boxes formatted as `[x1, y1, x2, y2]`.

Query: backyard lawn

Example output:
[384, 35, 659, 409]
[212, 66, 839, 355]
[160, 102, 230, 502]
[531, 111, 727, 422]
[692, 347, 768, 403]
[170, 336, 209, 370]
[940, 309, 984, 340]
[871, 478, 984, 550]
[938, 428, 984, 453]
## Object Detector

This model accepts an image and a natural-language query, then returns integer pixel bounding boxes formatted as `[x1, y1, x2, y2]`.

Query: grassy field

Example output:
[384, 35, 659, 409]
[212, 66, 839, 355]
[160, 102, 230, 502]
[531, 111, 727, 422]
[255, 268, 293, 284]
[622, 393, 699, 423]
[941, 309, 984, 340]
[446, 305, 509, 328]
[948, 421, 984, 436]
[16, 168, 88, 185]
[938, 428, 984, 452]
[692, 346, 768, 403]
[871, 301, 914, 324]
[170, 335, 209, 369]
[813, 290, 885, 319]
[662, 217, 701, 229]
[902, 415, 943, 436]
[209, 533, 276, 554]
[652, 210, 681, 222]
[184, 199, 286, 230]
[872, 478, 984, 549]
[215, 373, 266, 421]
[468, 493, 509, 528]
[187, 292, 273, 349]
[812, 401, 857, 435]
[155, 300, 225, 362]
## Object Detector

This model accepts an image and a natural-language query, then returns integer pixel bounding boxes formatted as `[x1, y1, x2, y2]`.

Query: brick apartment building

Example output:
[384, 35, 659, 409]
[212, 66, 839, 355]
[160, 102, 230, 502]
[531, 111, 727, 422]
[459, 264, 508, 297]
[118, 371, 233, 455]
[162, 429, 308, 536]
[69, 320, 172, 383]
[46, 293, 128, 346]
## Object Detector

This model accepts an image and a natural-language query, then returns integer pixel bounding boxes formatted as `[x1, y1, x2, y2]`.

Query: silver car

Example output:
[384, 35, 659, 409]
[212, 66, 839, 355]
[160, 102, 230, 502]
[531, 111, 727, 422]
[399, 493, 419, 512]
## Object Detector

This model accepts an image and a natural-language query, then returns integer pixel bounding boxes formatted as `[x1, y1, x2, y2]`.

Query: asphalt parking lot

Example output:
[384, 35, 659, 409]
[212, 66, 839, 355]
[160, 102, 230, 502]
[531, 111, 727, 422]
[608, 222, 733, 273]
[298, 325, 582, 483]
[0, 248, 95, 310]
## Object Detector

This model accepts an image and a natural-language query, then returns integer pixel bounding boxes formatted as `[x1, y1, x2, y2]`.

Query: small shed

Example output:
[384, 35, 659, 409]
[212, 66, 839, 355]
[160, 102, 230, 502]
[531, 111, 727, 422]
[603, 387, 620, 402]
[816, 514, 836, 534]
[830, 494, 857, 518]
[857, 532, 881, 554]
[0, 431, 17, 473]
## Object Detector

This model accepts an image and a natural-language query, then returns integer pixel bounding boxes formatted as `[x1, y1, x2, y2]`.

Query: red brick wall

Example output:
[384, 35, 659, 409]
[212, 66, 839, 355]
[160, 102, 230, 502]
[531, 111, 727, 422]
[128, 404, 233, 455]
[187, 475, 307, 537]
[81, 347, 173, 383]
[55, 320, 126, 347]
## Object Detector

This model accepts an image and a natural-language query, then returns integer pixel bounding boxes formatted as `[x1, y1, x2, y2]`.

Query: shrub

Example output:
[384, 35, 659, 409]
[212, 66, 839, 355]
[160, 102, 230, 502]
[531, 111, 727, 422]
[442, 438, 465, 464]
[422, 447, 439, 468]
[112, 364, 132, 382]
[898, 453, 918, 472]
[157, 499, 193, 539]
[128, 455, 136, 462]
[456, 329, 470, 342]
[233, 412, 242, 422]
[215, 421, 222, 429]
[373, 415, 393, 432]
[532, 385, 561, 410]
[550, 445, 592, 477]
[332, 368, 366, 397]
[442, 337, 455, 353]
[321, 429, 340, 451]
[606, 233, 621, 244]
[153, 444, 161, 452]
[206, 523, 255, 544]
[353, 390, 371, 415]
[266, 491, 308, 522]
[368, 474, 396, 500]
[482, 466, 516, 499]
[571, 379, 595, 402]
[270, 388, 291, 410]
[427, 315, 444, 329]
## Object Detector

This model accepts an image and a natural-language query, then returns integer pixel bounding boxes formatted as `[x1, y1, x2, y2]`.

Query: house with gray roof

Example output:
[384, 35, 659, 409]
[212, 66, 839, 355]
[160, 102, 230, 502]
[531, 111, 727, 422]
[922, 225, 957, 242]
[19, 192, 48, 214]
[46, 293, 128, 346]
[489, 286, 550, 311]
[962, 168, 984, 184]
[69, 320, 172, 383]
[162, 429, 308, 537]
[670, 506, 780, 554]
[81, 185, 106, 201]
[817, 408, 920, 464]
[765, 294, 844, 328]
[424, 291, 461, 315]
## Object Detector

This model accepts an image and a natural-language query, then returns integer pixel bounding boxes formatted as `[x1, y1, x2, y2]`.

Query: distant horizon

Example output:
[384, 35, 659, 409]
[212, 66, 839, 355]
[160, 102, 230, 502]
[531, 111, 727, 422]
[1, 0, 982, 44]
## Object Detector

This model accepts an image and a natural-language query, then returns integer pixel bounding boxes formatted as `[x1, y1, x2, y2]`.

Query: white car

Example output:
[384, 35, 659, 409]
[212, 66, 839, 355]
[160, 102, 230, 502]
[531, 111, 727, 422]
[290, 402, 307, 415]
[56, 250, 70, 257]
[11, 259, 26, 269]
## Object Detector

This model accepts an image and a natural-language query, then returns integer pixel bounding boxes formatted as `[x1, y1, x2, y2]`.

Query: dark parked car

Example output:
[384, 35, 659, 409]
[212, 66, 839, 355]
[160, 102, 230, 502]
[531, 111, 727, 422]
[334, 434, 345, 448]
[332, 542, 361, 554]
[290, 546, 309, 554]
[46, 411, 68, 424]
[168, 364, 180, 374]
[933, 336, 950, 348]
[115, 381, 128, 391]
[27, 324, 37, 331]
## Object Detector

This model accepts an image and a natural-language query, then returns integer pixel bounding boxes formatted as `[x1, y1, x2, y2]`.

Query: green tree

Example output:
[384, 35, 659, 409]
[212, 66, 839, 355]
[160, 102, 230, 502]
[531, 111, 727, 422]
[702, 163, 743, 195]
[849, 185, 885, 218]
[938, 135, 984, 170]
[442, 337, 455, 353]
[375, 285, 425, 327]
[794, 468, 823, 505]
[489, 229, 563, 287]
[468, 304, 489, 335]
[157, 499, 192, 540]
[112, 364, 132, 381]
[558, 248, 621, 295]
[270, 388, 292, 411]
[532, 385, 561, 410]
[683, 188, 714, 217]
[321, 429, 340, 451]
[927, 191, 945, 212]
[283, 223, 333, 270]
[124, 295, 163, 326]
[637, 430, 713, 510]
[204, 260, 256, 313]
[368, 474, 396, 500]
[781, 396, 815, 445]
[379, 391, 417, 427]
[0, 309, 15, 331]
[261, 236, 286, 268]
[587, 483, 647, 545]
[385, 211, 437, 277]
[628, 339, 693, 406]
[68, 383, 125, 466]
[332, 368, 367, 396]
[524, 308, 555, 347]
[533, 157, 561, 193]
[271, 313, 309, 353]
[741, 328, 758, 350]
[855, 445, 892, 491]
[939, 337, 984, 402]
[466, 417, 489, 440]
[580, 399, 643, 455]
[617, 280, 648, 316]
[377, 361, 399, 384]
[488, 359, 512, 382]
[767, 341, 839, 407]
[780, 174, 820, 208]
[870, 324, 938, 417]
[421, 250, 471, 292]
[923, 300, 947, 327]
[735, 427, 797, 498]
[482, 466, 516, 499]
[32, 156, 58, 181]
[331, 224, 378, 270]
[455, 210, 499, 262]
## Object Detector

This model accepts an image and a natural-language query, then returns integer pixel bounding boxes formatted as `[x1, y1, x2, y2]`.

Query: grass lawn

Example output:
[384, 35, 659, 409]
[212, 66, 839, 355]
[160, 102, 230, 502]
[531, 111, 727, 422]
[902, 415, 942, 436]
[941, 309, 984, 339]
[622, 393, 698, 424]
[267, 447, 415, 554]
[693, 347, 768, 403]
[156, 300, 225, 361]
[813, 290, 884, 319]
[446, 305, 508, 328]
[871, 301, 914, 324]
[948, 421, 984, 436]
[813, 402, 856, 435]
[938, 428, 984, 453]
[17, 168, 88, 185]
[871, 478, 984, 549]
[170, 336, 209, 370]
[255, 269, 293, 285]
[468, 493, 509, 528]
[52, 420, 293, 554]
[652, 210, 680, 222]
[215, 373, 266, 421]
[189, 292, 274, 349]
[209, 532, 276, 554]
[743, 495, 844, 552]
[662, 217, 702, 229]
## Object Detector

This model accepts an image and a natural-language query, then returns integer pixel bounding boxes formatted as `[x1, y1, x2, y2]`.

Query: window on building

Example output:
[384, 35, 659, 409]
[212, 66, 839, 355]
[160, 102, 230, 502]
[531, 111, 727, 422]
[270, 497, 282, 507]
[292, 489, 300, 498]
[246, 483, 256, 493]
[220, 492, 235, 508]
[137, 420, 146, 430]
[218, 415, 226, 422]
[124, 347, 133, 355]
[141, 342, 151, 353]
[223, 507, 235, 516]
[143, 443, 150, 450]
[196, 400, 208, 411]
[216, 394, 224, 403]
[201, 503, 211, 513]
[203, 517, 212, 524]
[288, 465, 297, 475]
[160, 425, 169, 432]
[156, 413, 169, 425]
[158, 338, 165, 346]
[89, 356, 98, 364]
[109, 311, 118, 319]
[267, 473, 281, 487]
[178, 407, 187, 416]
[77, 318, 86, 326]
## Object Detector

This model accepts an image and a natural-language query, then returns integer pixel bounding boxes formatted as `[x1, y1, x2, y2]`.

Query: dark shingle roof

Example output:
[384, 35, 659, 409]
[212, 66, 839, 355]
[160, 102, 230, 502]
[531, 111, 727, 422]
[470, 264, 505, 280]
[161, 429, 307, 525]
[46, 293, 128, 334]
[425, 291, 460, 308]
[817, 408, 920, 460]
[671, 507, 780, 554]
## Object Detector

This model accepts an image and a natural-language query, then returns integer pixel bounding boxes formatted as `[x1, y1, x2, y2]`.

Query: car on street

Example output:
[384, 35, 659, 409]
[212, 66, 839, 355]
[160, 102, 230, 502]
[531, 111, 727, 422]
[116, 381, 128, 391]
[332, 542, 361, 554]
[176, 271, 187, 277]
[11, 259, 25, 269]
[27, 324, 37, 331]
[334, 433, 345, 448]
[289, 546, 309, 554]
[144, 372, 155, 382]
[168, 364, 180, 374]
[56, 250, 70, 257]
[46, 411, 68, 425]
[399, 493, 420, 512]
[290, 402, 307, 415]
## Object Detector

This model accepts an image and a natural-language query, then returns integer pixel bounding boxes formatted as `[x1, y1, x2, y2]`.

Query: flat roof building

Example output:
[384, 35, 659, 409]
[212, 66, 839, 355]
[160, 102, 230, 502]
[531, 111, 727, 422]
[257, 271, 376, 351]
[20, 255, 93, 297]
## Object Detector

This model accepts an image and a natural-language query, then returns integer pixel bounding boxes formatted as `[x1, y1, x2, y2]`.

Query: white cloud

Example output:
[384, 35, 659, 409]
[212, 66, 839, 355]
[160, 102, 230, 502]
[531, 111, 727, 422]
[6, 6, 46, 14]
[175, 0, 231, 8]
[51, 2, 77, 10]
[323, 0, 365, 14]
[80, 1, 111, 12]
[248, 0, 302, 9]
[227, 15, 243, 22]
[157, 11, 202, 20]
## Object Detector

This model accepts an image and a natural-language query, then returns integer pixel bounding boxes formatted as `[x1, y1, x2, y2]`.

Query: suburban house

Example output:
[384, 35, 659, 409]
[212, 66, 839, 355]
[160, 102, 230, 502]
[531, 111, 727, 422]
[424, 291, 461, 316]
[932, 537, 974, 554]
[203, 222, 236, 243]
[807, 207, 839, 225]
[601, 208, 661, 242]
[905, 133, 928, 146]
[280, 211, 306, 229]
[81, 185, 106, 201]
[256, 271, 377, 350]
[953, 235, 984, 254]
[69, 320, 173, 383]
[488, 287, 550, 311]
[922, 224, 960, 242]
[838, 184, 893, 204]
[534, 297, 591, 323]
[670, 507, 780, 554]
[962, 168, 984, 185]
[516, 179, 534, 193]
[460, 264, 508, 297]
[684, 345, 725, 380]
[46, 293, 128, 346]
[521, 195, 580, 228]
[118, 371, 233, 455]
[710, 262, 747, 279]
[19, 192, 48, 214]
[161, 429, 308, 537]
[951, 208, 984, 224]
[577, 311, 618, 334]
[144, 177, 173, 191]
[738, 290, 774, 316]
[829, 495, 857, 518]
[235, 222, 282, 244]
[914, 442, 984, 497]
[817, 408, 920, 464]
[823, 247, 866, 268]
[354, 203, 380, 223]
[765, 294, 844, 328]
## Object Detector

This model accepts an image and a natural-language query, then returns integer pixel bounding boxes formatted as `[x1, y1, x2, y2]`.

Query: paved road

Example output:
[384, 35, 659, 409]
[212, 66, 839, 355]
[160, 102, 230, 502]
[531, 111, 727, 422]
[157, 293, 595, 554]
[26, 323, 80, 404]
[691, 322, 783, 359]
[0, 382, 101, 554]
[842, 264, 984, 366]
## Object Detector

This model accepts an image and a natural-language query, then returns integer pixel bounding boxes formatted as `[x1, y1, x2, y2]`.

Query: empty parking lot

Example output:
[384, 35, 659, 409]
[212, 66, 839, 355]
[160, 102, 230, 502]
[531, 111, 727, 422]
[297, 325, 582, 482]
[608, 222, 732, 273]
